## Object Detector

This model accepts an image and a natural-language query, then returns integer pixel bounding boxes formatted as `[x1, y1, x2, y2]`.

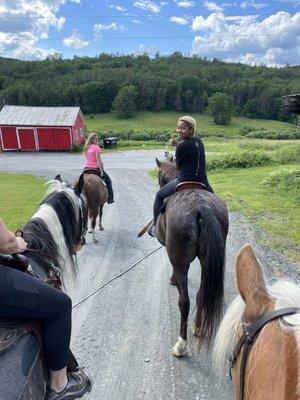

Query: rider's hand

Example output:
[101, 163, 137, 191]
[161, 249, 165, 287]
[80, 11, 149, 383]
[169, 138, 178, 147]
[15, 236, 28, 253]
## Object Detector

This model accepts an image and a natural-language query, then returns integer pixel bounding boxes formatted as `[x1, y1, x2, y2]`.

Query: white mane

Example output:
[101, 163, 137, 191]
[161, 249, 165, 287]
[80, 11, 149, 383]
[212, 279, 300, 375]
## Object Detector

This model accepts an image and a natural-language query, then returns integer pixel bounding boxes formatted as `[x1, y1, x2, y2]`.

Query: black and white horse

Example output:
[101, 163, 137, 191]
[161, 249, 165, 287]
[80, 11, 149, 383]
[0, 174, 88, 400]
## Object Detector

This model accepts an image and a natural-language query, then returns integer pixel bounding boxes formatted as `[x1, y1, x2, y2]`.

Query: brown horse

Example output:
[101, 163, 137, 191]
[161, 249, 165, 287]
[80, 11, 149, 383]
[83, 173, 108, 243]
[155, 159, 229, 356]
[213, 244, 300, 400]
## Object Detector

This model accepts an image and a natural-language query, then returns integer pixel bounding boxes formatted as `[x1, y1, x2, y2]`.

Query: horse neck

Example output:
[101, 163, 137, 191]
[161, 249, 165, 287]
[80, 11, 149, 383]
[237, 322, 300, 400]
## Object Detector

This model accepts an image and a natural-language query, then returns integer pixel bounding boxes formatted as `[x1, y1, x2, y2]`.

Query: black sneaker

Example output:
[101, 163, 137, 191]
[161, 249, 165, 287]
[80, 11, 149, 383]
[107, 198, 114, 204]
[45, 369, 92, 400]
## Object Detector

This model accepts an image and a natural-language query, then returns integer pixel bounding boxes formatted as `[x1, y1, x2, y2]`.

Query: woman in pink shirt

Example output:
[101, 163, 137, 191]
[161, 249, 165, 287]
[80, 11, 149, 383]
[83, 132, 114, 203]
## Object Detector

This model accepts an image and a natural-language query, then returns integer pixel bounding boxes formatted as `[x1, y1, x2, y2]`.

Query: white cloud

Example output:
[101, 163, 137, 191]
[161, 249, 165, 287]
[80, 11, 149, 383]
[93, 22, 124, 39]
[174, 0, 195, 7]
[203, 1, 223, 11]
[134, 44, 159, 57]
[240, 0, 268, 9]
[191, 11, 300, 66]
[63, 30, 89, 49]
[133, 1, 162, 13]
[132, 19, 142, 23]
[170, 16, 189, 24]
[108, 4, 127, 11]
[0, 0, 80, 59]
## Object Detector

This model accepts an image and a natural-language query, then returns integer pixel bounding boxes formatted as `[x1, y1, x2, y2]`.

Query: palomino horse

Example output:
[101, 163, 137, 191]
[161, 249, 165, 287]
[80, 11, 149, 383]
[82, 173, 108, 243]
[0, 174, 88, 400]
[155, 159, 229, 356]
[213, 244, 300, 400]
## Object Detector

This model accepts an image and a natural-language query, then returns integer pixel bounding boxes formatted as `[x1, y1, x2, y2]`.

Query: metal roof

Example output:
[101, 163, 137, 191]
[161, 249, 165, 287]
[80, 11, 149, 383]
[0, 106, 83, 126]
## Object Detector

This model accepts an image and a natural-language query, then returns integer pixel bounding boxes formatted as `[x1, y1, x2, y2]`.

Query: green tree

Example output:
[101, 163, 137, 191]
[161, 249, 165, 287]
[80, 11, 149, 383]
[113, 85, 137, 118]
[243, 99, 259, 118]
[208, 92, 234, 125]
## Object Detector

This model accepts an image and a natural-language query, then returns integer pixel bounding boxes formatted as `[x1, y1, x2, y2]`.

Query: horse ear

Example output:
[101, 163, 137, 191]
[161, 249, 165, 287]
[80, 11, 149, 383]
[74, 173, 84, 196]
[55, 174, 62, 182]
[156, 158, 162, 168]
[235, 244, 271, 322]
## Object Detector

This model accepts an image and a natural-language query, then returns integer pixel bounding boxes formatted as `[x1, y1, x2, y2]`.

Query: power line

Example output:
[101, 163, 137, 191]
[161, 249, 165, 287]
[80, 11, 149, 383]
[1, 33, 300, 42]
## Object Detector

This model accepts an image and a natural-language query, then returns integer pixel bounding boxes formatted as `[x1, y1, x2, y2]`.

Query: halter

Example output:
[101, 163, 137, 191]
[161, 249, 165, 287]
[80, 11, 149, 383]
[228, 307, 300, 400]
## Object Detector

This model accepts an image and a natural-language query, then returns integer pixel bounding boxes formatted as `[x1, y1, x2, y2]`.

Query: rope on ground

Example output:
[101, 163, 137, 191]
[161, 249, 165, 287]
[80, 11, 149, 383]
[73, 245, 164, 309]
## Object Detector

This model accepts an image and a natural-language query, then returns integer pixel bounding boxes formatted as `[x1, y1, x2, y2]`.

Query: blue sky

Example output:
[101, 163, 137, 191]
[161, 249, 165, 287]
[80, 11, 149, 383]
[0, 0, 299, 66]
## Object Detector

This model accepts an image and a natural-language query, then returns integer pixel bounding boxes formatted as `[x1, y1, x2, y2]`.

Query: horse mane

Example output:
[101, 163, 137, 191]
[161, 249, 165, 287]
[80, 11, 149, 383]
[212, 279, 300, 375]
[23, 180, 87, 288]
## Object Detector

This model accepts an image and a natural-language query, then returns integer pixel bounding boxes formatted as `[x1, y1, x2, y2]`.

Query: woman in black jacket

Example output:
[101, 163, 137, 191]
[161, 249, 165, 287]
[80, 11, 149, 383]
[149, 116, 213, 237]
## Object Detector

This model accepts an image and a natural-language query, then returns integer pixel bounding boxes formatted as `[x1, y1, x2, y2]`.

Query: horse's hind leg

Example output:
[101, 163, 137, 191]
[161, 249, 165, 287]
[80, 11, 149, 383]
[90, 208, 99, 242]
[99, 205, 104, 230]
[171, 265, 190, 357]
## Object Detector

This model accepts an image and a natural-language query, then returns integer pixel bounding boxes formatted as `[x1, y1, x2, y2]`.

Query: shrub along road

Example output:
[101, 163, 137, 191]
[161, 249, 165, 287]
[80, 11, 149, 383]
[0, 151, 298, 399]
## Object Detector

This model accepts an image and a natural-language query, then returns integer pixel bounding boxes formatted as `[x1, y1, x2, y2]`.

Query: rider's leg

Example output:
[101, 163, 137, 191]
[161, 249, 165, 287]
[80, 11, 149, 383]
[102, 170, 114, 203]
[153, 179, 179, 223]
[0, 265, 71, 390]
[149, 179, 179, 237]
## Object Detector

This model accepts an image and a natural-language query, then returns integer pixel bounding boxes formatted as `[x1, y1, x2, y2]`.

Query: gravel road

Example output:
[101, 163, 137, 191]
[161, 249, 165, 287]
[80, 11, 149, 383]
[0, 150, 298, 400]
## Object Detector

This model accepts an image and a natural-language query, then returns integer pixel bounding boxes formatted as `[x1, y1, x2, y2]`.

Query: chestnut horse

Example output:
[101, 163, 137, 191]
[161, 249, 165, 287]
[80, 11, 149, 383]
[155, 159, 229, 356]
[213, 244, 300, 400]
[82, 173, 108, 243]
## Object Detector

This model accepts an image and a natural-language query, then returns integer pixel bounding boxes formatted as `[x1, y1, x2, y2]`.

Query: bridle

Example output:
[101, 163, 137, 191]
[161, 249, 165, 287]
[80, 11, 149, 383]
[228, 307, 300, 400]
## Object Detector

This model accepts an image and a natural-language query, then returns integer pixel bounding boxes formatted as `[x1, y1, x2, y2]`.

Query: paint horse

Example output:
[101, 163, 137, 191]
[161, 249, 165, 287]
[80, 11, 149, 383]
[0, 174, 88, 400]
[155, 159, 229, 356]
[213, 244, 300, 400]
[82, 173, 108, 243]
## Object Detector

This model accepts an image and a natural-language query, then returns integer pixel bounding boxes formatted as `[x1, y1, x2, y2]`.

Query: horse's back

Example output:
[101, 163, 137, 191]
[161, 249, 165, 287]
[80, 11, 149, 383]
[83, 174, 108, 205]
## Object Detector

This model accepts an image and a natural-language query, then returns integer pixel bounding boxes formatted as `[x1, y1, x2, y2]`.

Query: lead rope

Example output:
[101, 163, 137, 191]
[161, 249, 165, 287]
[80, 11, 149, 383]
[72, 245, 164, 309]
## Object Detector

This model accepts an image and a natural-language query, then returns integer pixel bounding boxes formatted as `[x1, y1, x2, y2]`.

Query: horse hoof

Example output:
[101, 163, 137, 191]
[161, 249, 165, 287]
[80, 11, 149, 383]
[99, 227, 104, 231]
[88, 229, 92, 233]
[171, 337, 187, 357]
[93, 237, 99, 243]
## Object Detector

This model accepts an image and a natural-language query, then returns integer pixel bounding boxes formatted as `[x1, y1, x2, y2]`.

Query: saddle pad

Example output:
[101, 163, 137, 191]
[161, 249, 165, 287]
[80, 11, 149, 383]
[0, 326, 30, 353]
[175, 181, 207, 192]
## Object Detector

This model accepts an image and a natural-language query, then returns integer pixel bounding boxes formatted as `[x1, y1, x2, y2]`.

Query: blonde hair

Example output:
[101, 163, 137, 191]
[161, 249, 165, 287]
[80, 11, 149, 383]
[83, 132, 99, 153]
[178, 116, 197, 134]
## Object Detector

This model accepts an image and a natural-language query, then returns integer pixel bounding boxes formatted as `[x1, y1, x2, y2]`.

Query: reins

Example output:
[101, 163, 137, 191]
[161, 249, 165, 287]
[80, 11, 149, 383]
[73, 245, 164, 309]
[228, 307, 300, 400]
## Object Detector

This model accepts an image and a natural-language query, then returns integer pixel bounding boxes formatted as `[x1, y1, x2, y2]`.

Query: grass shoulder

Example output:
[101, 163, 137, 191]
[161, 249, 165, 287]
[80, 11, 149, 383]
[0, 172, 46, 231]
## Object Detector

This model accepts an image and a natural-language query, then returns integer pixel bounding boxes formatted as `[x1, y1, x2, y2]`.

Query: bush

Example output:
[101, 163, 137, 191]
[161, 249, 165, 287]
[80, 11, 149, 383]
[246, 129, 294, 140]
[239, 126, 253, 136]
[207, 150, 271, 170]
[261, 169, 300, 192]
[130, 132, 152, 141]
[273, 145, 300, 164]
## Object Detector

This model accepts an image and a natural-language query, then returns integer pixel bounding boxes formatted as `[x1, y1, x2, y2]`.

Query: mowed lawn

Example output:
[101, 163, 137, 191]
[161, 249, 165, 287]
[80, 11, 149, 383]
[0, 173, 46, 231]
[85, 111, 294, 137]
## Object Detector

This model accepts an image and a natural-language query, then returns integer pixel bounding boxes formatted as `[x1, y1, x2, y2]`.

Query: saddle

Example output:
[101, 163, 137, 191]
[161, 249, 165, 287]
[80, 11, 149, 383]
[0, 254, 29, 273]
[175, 181, 207, 192]
[83, 169, 107, 186]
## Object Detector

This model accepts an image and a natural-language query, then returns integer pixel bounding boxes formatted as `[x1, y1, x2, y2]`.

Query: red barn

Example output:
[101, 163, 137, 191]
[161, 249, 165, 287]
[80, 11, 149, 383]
[0, 106, 85, 151]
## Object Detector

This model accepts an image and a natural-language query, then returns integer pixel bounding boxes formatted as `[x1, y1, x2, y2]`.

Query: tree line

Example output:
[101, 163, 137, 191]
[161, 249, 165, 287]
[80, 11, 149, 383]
[0, 53, 299, 123]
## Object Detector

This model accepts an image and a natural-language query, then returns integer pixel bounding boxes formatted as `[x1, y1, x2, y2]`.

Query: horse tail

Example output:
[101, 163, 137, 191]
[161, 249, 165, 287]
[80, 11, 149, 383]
[195, 205, 226, 348]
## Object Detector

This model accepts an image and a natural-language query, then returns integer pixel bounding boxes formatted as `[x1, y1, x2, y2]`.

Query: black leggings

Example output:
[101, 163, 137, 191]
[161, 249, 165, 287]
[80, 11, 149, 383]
[0, 265, 71, 371]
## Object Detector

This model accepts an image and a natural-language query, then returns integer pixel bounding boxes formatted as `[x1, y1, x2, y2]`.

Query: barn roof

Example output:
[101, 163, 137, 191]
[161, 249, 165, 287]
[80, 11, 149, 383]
[0, 106, 83, 126]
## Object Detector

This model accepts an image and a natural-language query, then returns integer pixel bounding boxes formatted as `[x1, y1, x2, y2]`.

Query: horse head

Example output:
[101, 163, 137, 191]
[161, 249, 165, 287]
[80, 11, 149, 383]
[22, 174, 88, 288]
[156, 158, 178, 188]
[213, 244, 300, 400]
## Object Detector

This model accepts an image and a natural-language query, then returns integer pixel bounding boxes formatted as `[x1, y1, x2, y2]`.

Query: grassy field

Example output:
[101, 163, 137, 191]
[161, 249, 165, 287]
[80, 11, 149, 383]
[0, 173, 46, 231]
[85, 111, 295, 137]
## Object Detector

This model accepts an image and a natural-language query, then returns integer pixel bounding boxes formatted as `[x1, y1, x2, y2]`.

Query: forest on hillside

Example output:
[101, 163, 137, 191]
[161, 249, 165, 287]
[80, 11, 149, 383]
[0, 53, 299, 122]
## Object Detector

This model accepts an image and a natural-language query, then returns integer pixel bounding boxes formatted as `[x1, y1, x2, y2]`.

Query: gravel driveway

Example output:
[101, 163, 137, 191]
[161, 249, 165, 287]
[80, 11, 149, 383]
[0, 150, 298, 400]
